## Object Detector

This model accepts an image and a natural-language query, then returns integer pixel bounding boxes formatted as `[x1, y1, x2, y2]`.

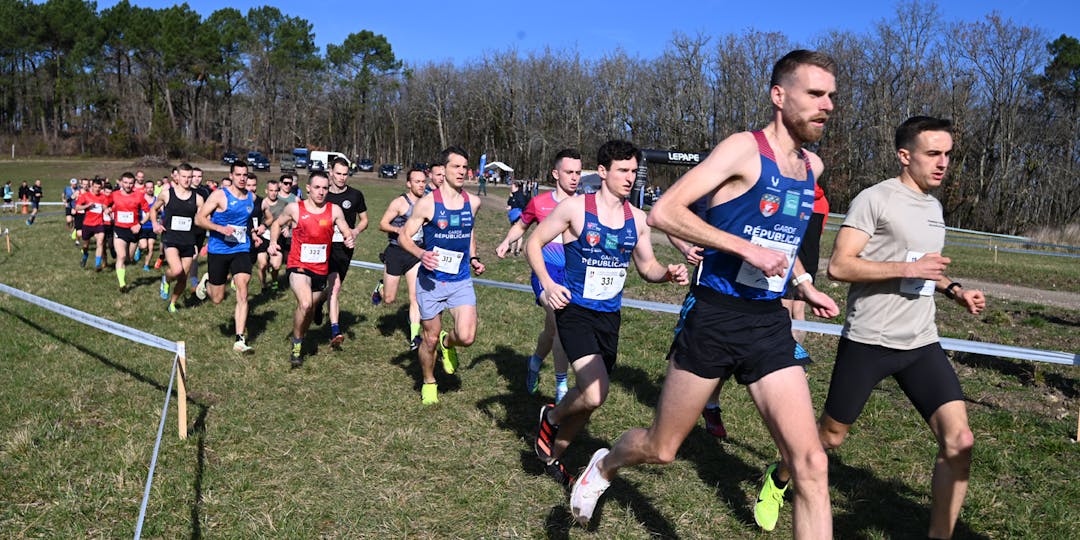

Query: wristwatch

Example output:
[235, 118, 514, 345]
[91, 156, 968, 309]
[944, 282, 963, 299]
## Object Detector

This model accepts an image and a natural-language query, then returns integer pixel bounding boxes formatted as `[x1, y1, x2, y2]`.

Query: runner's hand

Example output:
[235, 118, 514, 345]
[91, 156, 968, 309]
[906, 252, 950, 281]
[958, 289, 986, 315]
[667, 264, 690, 285]
[421, 250, 439, 271]
[471, 258, 485, 275]
[545, 283, 572, 311]
[803, 287, 840, 318]
[682, 245, 704, 265]
[744, 243, 788, 277]
[495, 241, 510, 259]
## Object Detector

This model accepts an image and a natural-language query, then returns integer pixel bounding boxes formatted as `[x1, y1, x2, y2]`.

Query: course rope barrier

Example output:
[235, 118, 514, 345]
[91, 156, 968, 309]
[350, 260, 1078, 366]
[133, 350, 180, 540]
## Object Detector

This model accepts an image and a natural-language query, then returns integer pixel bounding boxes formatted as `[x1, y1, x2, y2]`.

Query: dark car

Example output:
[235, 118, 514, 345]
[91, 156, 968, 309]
[309, 159, 325, 172]
[357, 159, 374, 172]
[247, 151, 271, 171]
[378, 164, 398, 179]
[222, 151, 238, 165]
[411, 162, 428, 172]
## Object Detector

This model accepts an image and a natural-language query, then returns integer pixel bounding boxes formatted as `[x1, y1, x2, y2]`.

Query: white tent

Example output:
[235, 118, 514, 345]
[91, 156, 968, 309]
[484, 161, 514, 172]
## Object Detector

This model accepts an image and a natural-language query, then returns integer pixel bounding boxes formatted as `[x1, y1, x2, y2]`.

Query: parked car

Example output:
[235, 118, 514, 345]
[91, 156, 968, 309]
[292, 148, 309, 169]
[309, 159, 325, 172]
[247, 151, 271, 171]
[222, 151, 238, 165]
[279, 154, 296, 172]
[378, 164, 399, 179]
[411, 162, 428, 172]
[357, 158, 374, 172]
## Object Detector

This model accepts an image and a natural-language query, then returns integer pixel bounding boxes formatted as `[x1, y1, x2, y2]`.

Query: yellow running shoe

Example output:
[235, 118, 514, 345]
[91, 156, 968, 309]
[421, 382, 438, 405]
[438, 330, 457, 374]
[754, 462, 789, 531]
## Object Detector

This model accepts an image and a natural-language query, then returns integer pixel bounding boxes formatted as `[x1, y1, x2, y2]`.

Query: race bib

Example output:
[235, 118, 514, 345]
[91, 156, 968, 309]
[300, 243, 328, 264]
[736, 236, 798, 292]
[171, 216, 192, 231]
[117, 211, 134, 223]
[433, 246, 464, 274]
[332, 225, 344, 243]
[227, 225, 248, 243]
[90, 203, 103, 214]
[583, 266, 626, 301]
[900, 251, 936, 296]
[252, 217, 259, 229]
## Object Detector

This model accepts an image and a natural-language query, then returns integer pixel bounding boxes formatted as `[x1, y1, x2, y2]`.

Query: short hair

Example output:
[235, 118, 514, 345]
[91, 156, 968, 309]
[770, 49, 837, 88]
[552, 148, 581, 170]
[436, 145, 469, 166]
[267, 178, 280, 188]
[192, 166, 202, 173]
[330, 156, 350, 170]
[309, 170, 329, 183]
[895, 116, 953, 151]
[177, 162, 194, 172]
[120, 172, 136, 181]
[596, 140, 642, 169]
[279, 174, 293, 183]
[406, 168, 425, 179]
[229, 160, 248, 173]
[91, 178, 104, 187]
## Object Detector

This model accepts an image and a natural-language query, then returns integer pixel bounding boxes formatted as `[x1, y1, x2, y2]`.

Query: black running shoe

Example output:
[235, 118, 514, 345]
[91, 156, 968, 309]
[545, 458, 575, 486]
[535, 404, 559, 463]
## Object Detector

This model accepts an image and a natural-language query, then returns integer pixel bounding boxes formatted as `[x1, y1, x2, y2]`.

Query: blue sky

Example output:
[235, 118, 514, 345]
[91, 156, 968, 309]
[97, 0, 1078, 65]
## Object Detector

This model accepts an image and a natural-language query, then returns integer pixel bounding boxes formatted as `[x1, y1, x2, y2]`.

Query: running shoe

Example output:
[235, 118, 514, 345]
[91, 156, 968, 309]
[570, 448, 611, 526]
[229, 279, 236, 292]
[330, 333, 345, 349]
[526, 355, 542, 395]
[555, 382, 569, 404]
[133, 248, 141, 262]
[289, 341, 303, 369]
[421, 382, 438, 405]
[80, 253, 88, 268]
[409, 335, 421, 351]
[195, 273, 209, 300]
[167, 302, 178, 313]
[754, 462, 789, 531]
[371, 280, 383, 305]
[142, 265, 150, 272]
[534, 404, 559, 463]
[71, 230, 77, 240]
[544, 458, 575, 486]
[438, 330, 457, 374]
[159, 275, 169, 300]
[154, 256, 163, 269]
[702, 406, 728, 439]
[233, 335, 254, 354]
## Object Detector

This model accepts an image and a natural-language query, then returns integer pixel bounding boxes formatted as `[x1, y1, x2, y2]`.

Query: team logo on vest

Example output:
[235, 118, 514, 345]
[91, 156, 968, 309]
[585, 231, 600, 246]
[341, 200, 352, 210]
[450, 214, 461, 227]
[760, 194, 781, 217]
[604, 234, 618, 250]
[319, 219, 330, 227]
[436, 211, 448, 229]
[783, 190, 800, 217]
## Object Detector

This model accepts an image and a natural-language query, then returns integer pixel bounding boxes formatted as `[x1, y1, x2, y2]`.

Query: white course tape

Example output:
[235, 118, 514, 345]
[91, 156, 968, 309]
[350, 260, 1078, 366]
[133, 354, 178, 540]
[0, 283, 178, 353]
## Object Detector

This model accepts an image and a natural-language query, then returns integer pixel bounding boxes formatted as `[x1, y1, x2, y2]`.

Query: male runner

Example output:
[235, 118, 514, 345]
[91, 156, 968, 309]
[269, 171, 356, 368]
[64, 178, 78, 232]
[244, 173, 271, 291]
[426, 164, 445, 193]
[75, 178, 109, 270]
[374, 168, 427, 350]
[256, 177, 288, 291]
[316, 156, 368, 347]
[755, 116, 985, 539]
[530, 140, 689, 486]
[195, 160, 259, 353]
[25, 179, 43, 225]
[566, 51, 841, 538]
[152, 163, 204, 313]
[495, 148, 581, 403]
[137, 179, 158, 270]
[398, 146, 484, 405]
[189, 166, 210, 290]
[108, 172, 151, 291]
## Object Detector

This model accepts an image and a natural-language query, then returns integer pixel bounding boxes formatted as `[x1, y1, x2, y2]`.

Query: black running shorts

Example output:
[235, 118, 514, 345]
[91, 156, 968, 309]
[668, 286, 809, 385]
[381, 243, 421, 276]
[329, 243, 353, 278]
[208, 251, 252, 285]
[823, 338, 963, 425]
[287, 267, 328, 292]
[555, 302, 621, 373]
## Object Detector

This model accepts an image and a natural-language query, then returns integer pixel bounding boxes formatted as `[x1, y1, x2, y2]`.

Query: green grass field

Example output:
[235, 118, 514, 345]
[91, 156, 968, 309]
[1, 160, 1078, 538]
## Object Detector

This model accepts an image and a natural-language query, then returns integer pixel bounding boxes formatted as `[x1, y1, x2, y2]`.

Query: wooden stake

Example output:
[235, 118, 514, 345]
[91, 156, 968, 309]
[177, 341, 188, 440]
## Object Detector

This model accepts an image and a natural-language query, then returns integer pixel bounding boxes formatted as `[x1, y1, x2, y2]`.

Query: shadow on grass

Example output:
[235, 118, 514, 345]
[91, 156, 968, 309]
[827, 454, 989, 539]
[954, 352, 1078, 398]
[472, 345, 680, 538]
[388, 348, 462, 394]
[2, 305, 212, 539]
[375, 302, 410, 340]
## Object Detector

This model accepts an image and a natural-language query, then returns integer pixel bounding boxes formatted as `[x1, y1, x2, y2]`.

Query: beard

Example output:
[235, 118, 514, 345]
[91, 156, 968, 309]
[787, 114, 827, 144]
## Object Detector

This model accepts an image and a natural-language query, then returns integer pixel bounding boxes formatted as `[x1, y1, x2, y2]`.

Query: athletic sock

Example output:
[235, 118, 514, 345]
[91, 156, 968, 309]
[117, 268, 126, 286]
[330, 323, 340, 336]
[705, 402, 720, 411]
[95, 256, 102, 267]
[410, 322, 421, 340]
[771, 467, 788, 489]
[528, 354, 543, 372]
[555, 371, 568, 388]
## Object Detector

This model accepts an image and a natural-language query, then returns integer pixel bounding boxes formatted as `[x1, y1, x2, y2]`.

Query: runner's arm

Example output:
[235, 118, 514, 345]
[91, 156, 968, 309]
[828, 226, 950, 283]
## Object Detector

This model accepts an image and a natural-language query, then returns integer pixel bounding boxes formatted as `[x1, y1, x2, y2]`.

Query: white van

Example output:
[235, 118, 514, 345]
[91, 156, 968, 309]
[309, 151, 350, 172]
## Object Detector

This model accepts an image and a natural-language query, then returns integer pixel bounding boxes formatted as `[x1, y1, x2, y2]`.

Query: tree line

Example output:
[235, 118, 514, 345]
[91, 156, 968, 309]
[0, 0, 1076, 234]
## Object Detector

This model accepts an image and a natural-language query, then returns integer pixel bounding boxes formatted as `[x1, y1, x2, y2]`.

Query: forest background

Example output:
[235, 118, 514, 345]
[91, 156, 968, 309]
[1, 0, 1078, 234]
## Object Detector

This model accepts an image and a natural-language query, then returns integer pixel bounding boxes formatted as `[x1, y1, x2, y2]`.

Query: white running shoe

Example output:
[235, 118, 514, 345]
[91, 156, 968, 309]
[195, 272, 209, 300]
[570, 448, 611, 526]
